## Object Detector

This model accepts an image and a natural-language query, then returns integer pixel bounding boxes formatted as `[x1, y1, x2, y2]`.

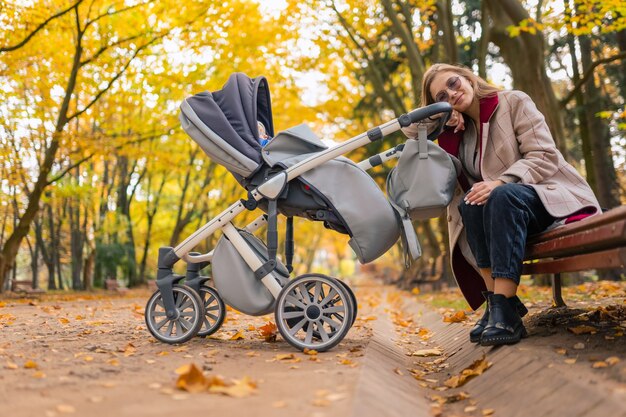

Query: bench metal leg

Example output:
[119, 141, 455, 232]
[552, 273, 566, 308]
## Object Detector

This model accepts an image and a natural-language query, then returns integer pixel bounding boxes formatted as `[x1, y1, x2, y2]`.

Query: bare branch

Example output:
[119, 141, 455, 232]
[80, 32, 148, 67]
[67, 33, 167, 122]
[0, 0, 84, 53]
[560, 51, 626, 108]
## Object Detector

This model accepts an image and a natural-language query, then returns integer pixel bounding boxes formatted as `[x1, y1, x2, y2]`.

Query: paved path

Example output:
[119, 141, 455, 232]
[1, 285, 625, 417]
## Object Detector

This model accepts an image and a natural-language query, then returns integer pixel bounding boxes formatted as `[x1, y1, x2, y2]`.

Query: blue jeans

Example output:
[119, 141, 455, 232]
[458, 184, 556, 284]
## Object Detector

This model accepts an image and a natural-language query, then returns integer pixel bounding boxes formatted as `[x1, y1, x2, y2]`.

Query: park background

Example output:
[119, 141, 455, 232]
[0, 0, 625, 293]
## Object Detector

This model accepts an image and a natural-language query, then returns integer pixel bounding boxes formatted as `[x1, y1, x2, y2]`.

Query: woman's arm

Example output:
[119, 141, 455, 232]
[497, 91, 560, 184]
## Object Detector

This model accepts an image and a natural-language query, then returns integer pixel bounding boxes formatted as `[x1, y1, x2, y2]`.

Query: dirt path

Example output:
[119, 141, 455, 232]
[1, 282, 625, 417]
[0, 288, 380, 417]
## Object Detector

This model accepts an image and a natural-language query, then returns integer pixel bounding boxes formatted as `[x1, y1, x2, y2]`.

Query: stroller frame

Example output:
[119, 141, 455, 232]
[146, 101, 451, 351]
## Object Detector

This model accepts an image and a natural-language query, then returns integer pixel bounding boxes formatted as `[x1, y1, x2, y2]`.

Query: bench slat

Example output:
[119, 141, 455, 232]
[522, 247, 626, 274]
[527, 206, 626, 244]
[525, 219, 626, 259]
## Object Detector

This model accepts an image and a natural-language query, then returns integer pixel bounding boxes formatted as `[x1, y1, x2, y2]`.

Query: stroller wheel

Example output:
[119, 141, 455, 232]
[275, 274, 353, 352]
[145, 284, 204, 344]
[197, 286, 226, 337]
[332, 278, 357, 328]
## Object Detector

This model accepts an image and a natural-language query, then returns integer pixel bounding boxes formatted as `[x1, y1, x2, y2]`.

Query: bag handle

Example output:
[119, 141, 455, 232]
[418, 124, 428, 159]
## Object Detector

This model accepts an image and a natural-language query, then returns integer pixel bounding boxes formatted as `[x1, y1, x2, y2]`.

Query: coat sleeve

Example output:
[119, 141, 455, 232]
[498, 91, 560, 184]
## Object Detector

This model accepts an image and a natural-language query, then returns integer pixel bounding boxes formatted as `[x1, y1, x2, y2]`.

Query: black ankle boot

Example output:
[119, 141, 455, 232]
[469, 293, 528, 343]
[480, 294, 528, 346]
[469, 291, 492, 343]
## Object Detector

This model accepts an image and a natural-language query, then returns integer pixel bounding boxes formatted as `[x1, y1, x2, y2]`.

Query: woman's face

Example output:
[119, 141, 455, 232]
[429, 71, 475, 112]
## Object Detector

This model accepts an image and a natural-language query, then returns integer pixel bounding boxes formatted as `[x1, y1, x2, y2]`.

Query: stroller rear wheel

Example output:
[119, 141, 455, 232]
[276, 274, 353, 352]
[196, 286, 226, 337]
[145, 284, 204, 344]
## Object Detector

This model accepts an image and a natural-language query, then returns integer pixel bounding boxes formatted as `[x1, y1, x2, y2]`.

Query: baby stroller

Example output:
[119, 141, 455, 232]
[144, 73, 451, 351]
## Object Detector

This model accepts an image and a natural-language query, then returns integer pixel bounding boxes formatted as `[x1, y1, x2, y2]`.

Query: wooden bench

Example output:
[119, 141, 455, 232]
[523, 206, 626, 306]
[10, 279, 45, 294]
[105, 279, 128, 293]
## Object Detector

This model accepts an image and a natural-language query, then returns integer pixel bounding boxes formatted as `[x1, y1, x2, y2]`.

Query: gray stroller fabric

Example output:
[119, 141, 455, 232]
[179, 73, 273, 177]
[179, 73, 400, 264]
[212, 229, 289, 315]
[263, 124, 401, 264]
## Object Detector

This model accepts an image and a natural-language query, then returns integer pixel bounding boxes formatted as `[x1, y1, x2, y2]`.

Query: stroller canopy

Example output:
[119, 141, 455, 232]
[180, 73, 274, 177]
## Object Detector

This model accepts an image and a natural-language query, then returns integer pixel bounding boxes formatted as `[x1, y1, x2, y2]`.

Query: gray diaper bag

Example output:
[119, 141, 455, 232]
[386, 125, 458, 264]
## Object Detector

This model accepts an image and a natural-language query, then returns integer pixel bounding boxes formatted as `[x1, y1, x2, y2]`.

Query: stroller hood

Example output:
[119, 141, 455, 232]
[179, 73, 273, 177]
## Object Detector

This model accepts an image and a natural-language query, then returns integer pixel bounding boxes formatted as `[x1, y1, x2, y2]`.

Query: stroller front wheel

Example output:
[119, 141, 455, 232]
[145, 284, 204, 344]
[196, 286, 226, 337]
[275, 274, 353, 352]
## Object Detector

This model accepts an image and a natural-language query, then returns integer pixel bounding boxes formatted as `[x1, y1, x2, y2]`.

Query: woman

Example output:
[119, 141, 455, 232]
[402, 63, 601, 346]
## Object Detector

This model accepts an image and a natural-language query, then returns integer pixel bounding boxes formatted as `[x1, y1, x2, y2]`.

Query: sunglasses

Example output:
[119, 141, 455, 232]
[434, 76, 462, 103]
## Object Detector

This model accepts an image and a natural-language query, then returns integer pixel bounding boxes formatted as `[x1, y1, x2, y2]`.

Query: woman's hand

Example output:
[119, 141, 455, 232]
[446, 110, 465, 133]
[464, 180, 505, 205]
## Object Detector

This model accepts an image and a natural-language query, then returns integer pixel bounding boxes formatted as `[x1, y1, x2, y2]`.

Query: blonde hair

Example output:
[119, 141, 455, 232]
[421, 63, 500, 106]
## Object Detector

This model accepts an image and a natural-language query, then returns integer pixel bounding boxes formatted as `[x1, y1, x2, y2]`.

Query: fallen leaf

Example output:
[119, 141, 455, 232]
[409, 349, 443, 357]
[465, 406, 478, 413]
[443, 311, 468, 323]
[24, 360, 38, 369]
[444, 356, 491, 388]
[209, 376, 257, 398]
[274, 353, 296, 361]
[606, 356, 620, 366]
[554, 348, 567, 355]
[564, 358, 577, 364]
[592, 361, 608, 368]
[411, 288, 420, 295]
[482, 409, 495, 416]
[229, 331, 245, 341]
[33, 371, 46, 379]
[394, 367, 404, 375]
[573, 342, 585, 350]
[303, 348, 318, 355]
[175, 364, 208, 393]
[123, 343, 136, 357]
[258, 322, 277, 342]
[568, 325, 597, 335]
[58, 317, 70, 325]
[5, 361, 18, 369]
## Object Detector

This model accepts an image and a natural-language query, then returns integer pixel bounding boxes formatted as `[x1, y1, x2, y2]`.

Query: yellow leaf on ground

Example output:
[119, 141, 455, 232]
[303, 348, 318, 355]
[409, 348, 443, 357]
[568, 325, 597, 335]
[564, 358, 577, 364]
[229, 330, 245, 340]
[443, 311, 468, 323]
[592, 361, 608, 368]
[24, 360, 38, 369]
[123, 343, 136, 356]
[209, 376, 257, 398]
[606, 356, 620, 366]
[175, 364, 208, 393]
[58, 317, 70, 324]
[5, 361, 18, 369]
[411, 288, 420, 295]
[444, 356, 491, 388]
[274, 353, 296, 361]
[482, 409, 495, 416]
[33, 371, 46, 378]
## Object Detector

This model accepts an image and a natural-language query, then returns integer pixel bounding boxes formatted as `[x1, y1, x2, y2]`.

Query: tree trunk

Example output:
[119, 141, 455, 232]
[436, 0, 458, 63]
[484, 0, 568, 156]
[579, 36, 620, 209]
[567, 36, 596, 189]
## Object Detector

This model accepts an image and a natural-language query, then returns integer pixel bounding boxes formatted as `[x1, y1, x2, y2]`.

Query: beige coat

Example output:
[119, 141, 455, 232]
[403, 90, 601, 309]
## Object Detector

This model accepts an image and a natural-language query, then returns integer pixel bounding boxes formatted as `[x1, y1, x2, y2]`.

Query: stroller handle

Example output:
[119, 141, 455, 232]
[398, 102, 453, 128]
